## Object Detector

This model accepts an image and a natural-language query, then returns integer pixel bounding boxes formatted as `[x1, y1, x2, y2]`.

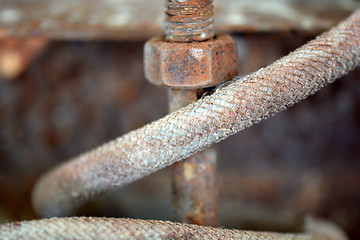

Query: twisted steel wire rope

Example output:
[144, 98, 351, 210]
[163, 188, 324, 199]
[2, 7, 360, 240]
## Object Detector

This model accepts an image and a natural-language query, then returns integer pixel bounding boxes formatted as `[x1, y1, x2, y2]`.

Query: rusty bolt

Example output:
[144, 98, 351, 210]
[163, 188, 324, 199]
[144, 34, 238, 89]
[164, 0, 215, 43]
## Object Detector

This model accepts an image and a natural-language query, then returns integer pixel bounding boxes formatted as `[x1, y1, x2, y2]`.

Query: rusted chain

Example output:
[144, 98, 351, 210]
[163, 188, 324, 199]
[33, 9, 360, 220]
[0, 217, 348, 240]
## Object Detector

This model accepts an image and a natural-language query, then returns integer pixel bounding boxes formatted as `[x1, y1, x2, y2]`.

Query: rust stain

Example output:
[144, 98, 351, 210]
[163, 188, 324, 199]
[173, 148, 218, 227]
[164, 0, 214, 43]
[144, 34, 238, 89]
[183, 161, 194, 181]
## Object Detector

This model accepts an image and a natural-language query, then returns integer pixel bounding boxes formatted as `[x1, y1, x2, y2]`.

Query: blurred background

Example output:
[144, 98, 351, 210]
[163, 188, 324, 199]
[0, 0, 360, 239]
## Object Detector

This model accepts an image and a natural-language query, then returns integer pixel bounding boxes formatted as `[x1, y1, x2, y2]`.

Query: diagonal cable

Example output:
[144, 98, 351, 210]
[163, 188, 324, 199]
[33, 9, 360, 218]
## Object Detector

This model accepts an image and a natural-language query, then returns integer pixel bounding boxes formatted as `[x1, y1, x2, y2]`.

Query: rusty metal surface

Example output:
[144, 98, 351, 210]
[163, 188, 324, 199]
[160, 0, 220, 227]
[1, 10, 360, 240]
[30, 9, 360, 224]
[0, 35, 360, 238]
[172, 148, 218, 227]
[164, 0, 215, 42]
[5, 9, 360, 236]
[169, 89, 218, 227]
[104, 166, 359, 236]
[0, 40, 168, 220]
[144, 34, 238, 88]
[0, 0, 359, 40]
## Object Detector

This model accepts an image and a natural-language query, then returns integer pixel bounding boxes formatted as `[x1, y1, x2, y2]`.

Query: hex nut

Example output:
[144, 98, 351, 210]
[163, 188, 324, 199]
[144, 34, 238, 89]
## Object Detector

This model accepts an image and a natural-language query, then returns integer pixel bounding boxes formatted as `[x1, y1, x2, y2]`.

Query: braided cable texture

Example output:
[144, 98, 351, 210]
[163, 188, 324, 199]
[33, 10, 360, 218]
[0, 217, 311, 240]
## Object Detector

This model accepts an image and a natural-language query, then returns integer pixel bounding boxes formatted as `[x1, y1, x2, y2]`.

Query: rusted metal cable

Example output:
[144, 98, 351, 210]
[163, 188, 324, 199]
[0, 216, 348, 240]
[33, 9, 360, 221]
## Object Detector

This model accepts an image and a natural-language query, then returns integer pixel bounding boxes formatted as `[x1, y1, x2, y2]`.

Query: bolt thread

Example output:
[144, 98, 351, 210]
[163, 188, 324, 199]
[164, 0, 215, 42]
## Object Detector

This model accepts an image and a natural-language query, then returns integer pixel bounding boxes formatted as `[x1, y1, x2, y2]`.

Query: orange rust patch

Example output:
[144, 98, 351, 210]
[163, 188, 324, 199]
[144, 34, 238, 89]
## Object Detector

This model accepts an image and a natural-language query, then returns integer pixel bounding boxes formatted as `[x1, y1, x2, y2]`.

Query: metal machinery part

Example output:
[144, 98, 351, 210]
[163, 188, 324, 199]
[144, 0, 239, 226]
[1, 0, 360, 239]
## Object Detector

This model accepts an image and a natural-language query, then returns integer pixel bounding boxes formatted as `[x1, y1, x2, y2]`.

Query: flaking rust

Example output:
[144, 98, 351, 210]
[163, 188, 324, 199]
[144, 34, 238, 88]
[144, 0, 239, 226]
[173, 146, 218, 226]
